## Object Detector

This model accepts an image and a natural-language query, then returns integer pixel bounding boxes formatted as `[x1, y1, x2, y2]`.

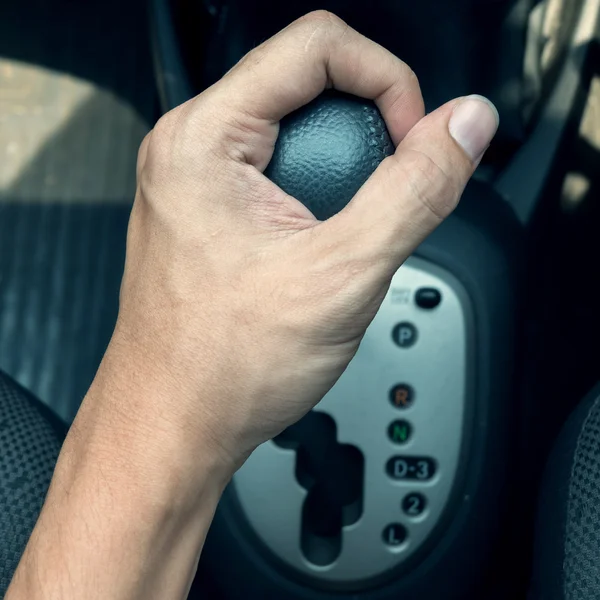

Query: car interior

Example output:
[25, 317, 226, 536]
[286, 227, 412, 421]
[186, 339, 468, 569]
[1, 0, 600, 598]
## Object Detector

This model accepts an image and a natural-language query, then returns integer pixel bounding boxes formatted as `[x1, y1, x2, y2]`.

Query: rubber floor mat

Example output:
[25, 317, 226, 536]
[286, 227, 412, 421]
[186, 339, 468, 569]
[0, 203, 130, 423]
[0, 0, 156, 422]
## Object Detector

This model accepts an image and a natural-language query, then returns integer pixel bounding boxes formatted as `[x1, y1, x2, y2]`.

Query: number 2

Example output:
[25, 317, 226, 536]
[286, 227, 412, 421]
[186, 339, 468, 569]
[407, 496, 421, 515]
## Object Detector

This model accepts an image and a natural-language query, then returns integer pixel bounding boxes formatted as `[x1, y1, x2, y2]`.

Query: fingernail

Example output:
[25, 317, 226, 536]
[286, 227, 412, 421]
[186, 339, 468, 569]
[449, 95, 499, 162]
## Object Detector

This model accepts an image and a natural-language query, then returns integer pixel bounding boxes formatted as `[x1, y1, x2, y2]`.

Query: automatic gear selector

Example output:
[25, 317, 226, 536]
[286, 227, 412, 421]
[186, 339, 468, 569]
[205, 92, 522, 599]
[264, 92, 394, 219]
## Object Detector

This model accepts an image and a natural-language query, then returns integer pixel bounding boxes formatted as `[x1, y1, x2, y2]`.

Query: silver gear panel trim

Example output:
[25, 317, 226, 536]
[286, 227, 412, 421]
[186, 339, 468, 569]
[233, 257, 473, 584]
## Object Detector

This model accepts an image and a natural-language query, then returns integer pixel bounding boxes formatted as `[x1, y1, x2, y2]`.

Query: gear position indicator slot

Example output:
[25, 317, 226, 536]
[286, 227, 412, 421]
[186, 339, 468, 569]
[386, 456, 436, 481]
[234, 257, 472, 585]
[274, 412, 364, 566]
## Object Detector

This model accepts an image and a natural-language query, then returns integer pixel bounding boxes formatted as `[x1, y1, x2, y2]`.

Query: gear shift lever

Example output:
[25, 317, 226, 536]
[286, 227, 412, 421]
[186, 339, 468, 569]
[265, 91, 393, 219]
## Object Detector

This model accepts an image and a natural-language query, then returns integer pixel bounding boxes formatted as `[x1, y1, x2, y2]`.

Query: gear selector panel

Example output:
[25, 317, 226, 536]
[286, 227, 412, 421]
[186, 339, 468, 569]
[234, 256, 472, 585]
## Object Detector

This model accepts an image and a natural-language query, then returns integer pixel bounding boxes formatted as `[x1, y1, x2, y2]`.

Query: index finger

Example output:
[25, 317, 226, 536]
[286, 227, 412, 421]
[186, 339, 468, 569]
[208, 11, 424, 146]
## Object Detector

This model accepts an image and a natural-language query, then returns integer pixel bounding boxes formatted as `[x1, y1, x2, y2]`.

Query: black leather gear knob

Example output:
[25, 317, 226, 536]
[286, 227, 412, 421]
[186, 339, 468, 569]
[265, 91, 394, 220]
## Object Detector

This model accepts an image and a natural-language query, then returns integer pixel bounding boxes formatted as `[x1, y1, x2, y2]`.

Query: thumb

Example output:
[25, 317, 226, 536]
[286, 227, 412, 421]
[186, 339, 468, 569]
[320, 95, 499, 270]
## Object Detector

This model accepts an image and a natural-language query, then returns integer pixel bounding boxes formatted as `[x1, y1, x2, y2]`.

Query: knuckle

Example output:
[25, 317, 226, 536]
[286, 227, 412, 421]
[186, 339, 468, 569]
[296, 10, 347, 37]
[152, 110, 178, 146]
[142, 102, 198, 168]
[405, 66, 420, 89]
[235, 14, 347, 69]
[136, 131, 153, 175]
[299, 9, 344, 27]
[136, 117, 176, 194]
[144, 120, 172, 168]
[139, 130, 152, 153]
[234, 44, 264, 72]
[394, 150, 461, 221]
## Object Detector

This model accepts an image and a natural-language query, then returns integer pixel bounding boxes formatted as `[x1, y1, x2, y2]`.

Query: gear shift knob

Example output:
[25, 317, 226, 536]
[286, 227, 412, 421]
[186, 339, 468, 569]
[265, 91, 394, 220]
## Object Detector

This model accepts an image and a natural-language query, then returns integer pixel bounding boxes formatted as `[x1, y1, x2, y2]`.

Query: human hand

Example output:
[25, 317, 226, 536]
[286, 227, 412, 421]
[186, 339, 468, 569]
[100, 11, 498, 477]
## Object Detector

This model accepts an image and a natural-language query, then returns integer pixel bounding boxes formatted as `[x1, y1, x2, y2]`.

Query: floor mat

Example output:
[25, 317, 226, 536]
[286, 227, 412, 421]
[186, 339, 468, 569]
[0, 0, 156, 422]
[0, 204, 129, 423]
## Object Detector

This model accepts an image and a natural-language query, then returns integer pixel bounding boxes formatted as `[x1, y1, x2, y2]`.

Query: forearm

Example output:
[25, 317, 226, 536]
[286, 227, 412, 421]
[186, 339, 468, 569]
[6, 357, 229, 600]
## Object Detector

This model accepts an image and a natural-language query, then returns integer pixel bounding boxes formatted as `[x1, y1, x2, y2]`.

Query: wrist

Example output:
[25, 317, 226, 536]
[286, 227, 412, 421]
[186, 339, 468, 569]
[7, 370, 229, 600]
[100, 321, 256, 477]
[68, 362, 235, 515]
